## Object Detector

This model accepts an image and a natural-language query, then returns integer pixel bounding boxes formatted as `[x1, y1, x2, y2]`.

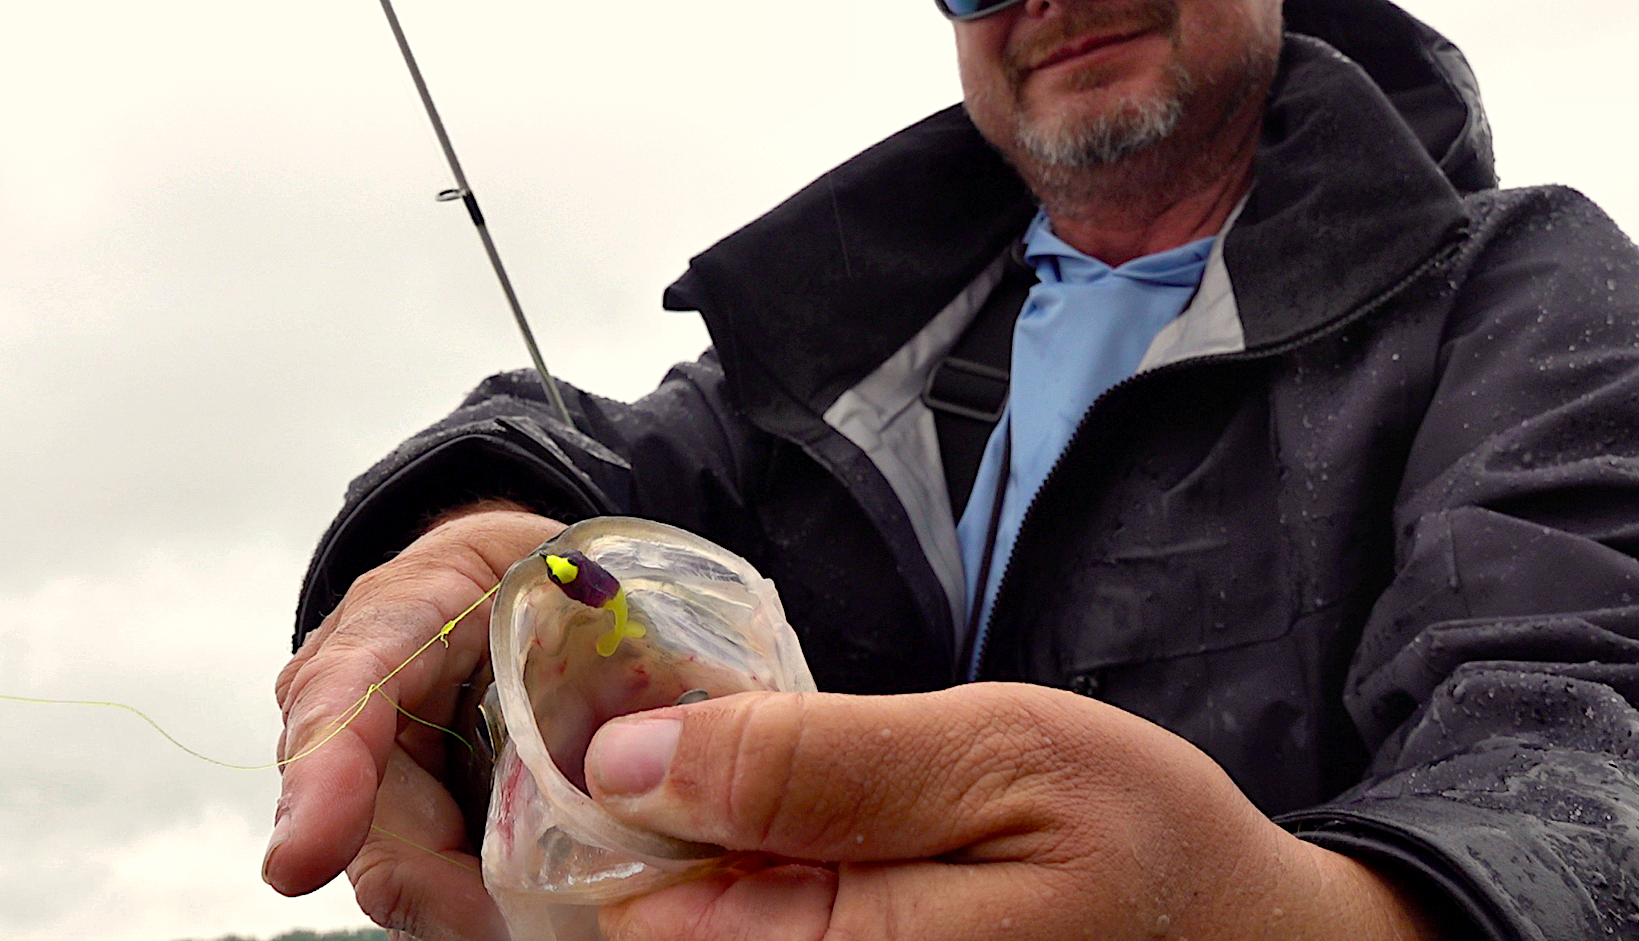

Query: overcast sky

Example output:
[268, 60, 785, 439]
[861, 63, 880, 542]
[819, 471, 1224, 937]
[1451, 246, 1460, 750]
[2, 2, 1635, 940]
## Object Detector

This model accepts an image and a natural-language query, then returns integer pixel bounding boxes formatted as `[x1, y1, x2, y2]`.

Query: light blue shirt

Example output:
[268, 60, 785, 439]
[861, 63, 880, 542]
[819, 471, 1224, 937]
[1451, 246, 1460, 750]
[957, 211, 1213, 677]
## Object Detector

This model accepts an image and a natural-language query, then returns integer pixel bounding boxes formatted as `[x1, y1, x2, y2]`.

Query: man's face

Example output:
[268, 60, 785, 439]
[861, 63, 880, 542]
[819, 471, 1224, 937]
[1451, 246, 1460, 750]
[955, 0, 1282, 170]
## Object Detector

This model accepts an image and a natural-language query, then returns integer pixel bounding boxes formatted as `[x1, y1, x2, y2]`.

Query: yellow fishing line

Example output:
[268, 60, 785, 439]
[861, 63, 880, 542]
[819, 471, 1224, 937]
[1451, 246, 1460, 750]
[1, 582, 501, 772]
[0, 692, 304, 772]
[370, 824, 481, 875]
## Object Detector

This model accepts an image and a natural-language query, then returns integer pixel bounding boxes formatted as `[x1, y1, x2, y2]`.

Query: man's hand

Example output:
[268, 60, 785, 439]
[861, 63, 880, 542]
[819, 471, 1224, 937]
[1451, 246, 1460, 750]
[586, 684, 1446, 941]
[266, 509, 564, 941]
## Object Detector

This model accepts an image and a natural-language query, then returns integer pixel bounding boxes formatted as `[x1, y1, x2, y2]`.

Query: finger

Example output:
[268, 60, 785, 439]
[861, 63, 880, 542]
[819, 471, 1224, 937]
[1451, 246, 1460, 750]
[583, 683, 1130, 864]
[275, 511, 562, 718]
[601, 865, 837, 941]
[268, 511, 561, 894]
[824, 860, 1085, 941]
[347, 748, 509, 941]
[588, 685, 1299, 941]
[601, 860, 1074, 941]
[279, 561, 494, 732]
[268, 595, 470, 895]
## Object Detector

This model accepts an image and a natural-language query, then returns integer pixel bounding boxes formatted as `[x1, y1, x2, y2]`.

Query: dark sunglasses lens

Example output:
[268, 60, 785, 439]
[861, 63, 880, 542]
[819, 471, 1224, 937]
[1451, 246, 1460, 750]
[939, 0, 1022, 19]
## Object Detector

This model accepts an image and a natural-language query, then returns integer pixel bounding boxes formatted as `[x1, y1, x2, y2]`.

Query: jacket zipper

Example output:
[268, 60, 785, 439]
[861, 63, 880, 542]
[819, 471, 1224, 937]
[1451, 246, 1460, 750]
[959, 233, 1466, 684]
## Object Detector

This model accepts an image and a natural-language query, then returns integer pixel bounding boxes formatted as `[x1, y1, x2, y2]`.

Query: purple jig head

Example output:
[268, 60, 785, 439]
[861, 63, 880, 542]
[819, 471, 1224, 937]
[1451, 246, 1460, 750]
[543, 550, 619, 607]
[543, 550, 640, 657]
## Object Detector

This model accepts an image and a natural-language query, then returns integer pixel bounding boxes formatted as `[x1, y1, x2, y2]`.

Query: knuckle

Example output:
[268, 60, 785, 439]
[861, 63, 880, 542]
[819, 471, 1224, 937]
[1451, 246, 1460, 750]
[273, 653, 304, 711]
[340, 564, 488, 644]
[278, 573, 496, 757]
[344, 561, 400, 601]
[347, 841, 466, 941]
[669, 693, 804, 849]
[346, 555, 478, 625]
[348, 844, 420, 935]
[275, 612, 336, 710]
[280, 649, 395, 754]
[284, 599, 457, 716]
[400, 520, 516, 580]
[948, 693, 1073, 820]
[287, 641, 390, 709]
[823, 920, 879, 941]
[326, 598, 443, 663]
[721, 694, 808, 848]
[708, 693, 870, 854]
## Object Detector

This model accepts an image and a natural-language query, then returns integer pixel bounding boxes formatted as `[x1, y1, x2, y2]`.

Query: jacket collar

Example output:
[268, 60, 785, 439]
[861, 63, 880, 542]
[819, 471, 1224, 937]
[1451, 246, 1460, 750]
[1285, 0, 1494, 194]
[664, 0, 1484, 433]
[662, 107, 1035, 439]
[1225, 33, 1468, 350]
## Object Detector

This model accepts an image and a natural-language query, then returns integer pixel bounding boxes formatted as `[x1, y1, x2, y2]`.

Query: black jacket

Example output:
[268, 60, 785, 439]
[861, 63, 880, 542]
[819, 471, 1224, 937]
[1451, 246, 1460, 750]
[297, 1, 1639, 937]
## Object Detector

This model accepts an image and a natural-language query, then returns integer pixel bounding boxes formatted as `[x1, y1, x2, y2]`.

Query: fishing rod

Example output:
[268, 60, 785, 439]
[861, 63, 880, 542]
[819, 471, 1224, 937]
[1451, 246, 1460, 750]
[376, 0, 576, 430]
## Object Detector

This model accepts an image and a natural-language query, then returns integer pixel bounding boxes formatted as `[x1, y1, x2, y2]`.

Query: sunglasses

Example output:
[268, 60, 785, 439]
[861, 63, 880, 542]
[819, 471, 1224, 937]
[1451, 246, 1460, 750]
[934, 0, 1028, 21]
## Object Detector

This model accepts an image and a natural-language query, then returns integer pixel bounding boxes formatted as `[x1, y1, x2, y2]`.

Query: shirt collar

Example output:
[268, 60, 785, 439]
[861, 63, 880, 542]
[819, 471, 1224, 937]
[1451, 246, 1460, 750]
[1022, 209, 1215, 288]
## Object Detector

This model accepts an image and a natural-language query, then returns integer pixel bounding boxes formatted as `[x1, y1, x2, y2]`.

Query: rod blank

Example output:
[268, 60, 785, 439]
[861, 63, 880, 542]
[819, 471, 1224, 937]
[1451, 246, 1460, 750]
[377, 0, 575, 429]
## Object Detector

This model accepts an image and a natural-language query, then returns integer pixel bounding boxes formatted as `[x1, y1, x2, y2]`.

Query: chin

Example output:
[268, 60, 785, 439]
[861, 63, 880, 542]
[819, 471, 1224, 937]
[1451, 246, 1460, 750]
[1013, 67, 1191, 168]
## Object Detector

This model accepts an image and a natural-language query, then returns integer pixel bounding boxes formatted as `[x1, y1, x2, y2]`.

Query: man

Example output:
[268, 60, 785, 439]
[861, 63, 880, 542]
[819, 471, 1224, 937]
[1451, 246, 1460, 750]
[268, 0, 1639, 938]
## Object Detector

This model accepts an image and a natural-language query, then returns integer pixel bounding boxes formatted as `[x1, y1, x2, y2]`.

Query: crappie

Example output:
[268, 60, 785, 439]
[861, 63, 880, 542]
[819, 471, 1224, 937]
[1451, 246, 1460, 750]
[479, 517, 814, 941]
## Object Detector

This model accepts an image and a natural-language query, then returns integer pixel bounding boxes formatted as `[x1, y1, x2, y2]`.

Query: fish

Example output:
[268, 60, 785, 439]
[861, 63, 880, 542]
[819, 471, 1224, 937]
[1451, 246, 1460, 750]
[476, 517, 815, 941]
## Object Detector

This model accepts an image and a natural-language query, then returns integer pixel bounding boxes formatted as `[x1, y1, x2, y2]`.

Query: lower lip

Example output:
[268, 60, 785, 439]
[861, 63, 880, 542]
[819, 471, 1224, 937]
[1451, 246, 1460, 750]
[1035, 31, 1158, 75]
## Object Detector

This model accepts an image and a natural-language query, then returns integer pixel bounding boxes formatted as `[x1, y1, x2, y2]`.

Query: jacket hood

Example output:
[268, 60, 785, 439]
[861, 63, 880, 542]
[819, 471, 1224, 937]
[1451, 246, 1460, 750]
[1286, 0, 1495, 193]
[664, 0, 1494, 431]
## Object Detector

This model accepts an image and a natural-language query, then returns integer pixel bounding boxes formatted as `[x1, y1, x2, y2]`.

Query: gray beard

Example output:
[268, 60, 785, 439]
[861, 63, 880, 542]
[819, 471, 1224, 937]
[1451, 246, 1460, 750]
[1012, 64, 1192, 169]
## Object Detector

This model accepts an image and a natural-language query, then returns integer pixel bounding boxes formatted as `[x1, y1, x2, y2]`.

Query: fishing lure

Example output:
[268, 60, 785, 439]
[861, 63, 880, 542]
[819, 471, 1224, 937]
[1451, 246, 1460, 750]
[478, 517, 814, 941]
[542, 550, 647, 657]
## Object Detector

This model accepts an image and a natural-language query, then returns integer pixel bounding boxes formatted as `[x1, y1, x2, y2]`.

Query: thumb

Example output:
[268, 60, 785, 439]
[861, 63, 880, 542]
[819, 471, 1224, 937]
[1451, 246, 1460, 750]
[582, 685, 1082, 863]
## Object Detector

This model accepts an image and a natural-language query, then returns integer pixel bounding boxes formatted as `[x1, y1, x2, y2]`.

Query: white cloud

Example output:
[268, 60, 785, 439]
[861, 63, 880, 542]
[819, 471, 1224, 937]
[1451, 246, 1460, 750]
[1397, 0, 1639, 226]
[0, 2, 1634, 939]
[0, 543, 365, 941]
[0, 801, 365, 941]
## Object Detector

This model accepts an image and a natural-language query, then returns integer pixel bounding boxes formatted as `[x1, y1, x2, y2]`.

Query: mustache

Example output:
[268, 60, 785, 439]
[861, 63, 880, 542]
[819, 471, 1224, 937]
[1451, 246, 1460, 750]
[1003, 0, 1181, 79]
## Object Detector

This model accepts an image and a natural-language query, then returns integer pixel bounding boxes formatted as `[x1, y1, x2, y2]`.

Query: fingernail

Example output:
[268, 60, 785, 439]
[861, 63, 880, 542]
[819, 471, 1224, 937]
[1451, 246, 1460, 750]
[262, 797, 293, 887]
[587, 718, 681, 796]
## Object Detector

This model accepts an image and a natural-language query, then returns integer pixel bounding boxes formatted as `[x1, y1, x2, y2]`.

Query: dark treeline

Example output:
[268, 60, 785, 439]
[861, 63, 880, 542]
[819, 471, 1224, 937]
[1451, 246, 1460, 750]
[176, 929, 387, 941]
